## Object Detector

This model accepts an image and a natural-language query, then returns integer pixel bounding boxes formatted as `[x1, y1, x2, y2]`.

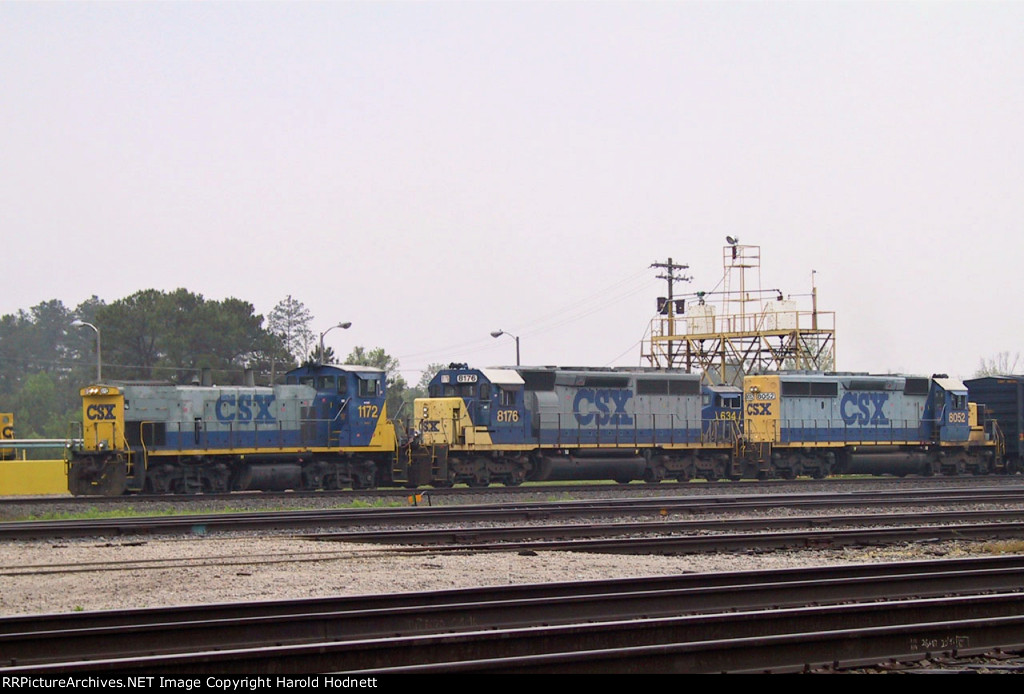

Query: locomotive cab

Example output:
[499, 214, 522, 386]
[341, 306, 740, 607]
[285, 364, 391, 448]
[418, 365, 528, 447]
[413, 364, 531, 486]
[701, 384, 742, 442]
[922, 376, 971, 444]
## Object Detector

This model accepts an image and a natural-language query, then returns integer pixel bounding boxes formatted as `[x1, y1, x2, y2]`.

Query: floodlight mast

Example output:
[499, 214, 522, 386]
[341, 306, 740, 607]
[490, 330, 520, 366]
[71, 320, 101, 381]
[318, 322, 352, 363]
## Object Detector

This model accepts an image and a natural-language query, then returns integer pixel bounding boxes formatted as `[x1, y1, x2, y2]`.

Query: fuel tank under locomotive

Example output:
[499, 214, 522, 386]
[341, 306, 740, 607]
[839, 447, 937, 476]
[531, 449, 648, 482]
[232, 461, 304, 491]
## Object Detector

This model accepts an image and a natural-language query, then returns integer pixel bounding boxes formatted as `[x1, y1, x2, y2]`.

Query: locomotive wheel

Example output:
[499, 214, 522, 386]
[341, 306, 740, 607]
[643, 466, 666, 484]
[351, 470, 377, 490]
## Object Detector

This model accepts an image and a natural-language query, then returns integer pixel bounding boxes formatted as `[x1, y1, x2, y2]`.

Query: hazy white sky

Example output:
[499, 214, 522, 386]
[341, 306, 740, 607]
[3, 1, 1022, 381]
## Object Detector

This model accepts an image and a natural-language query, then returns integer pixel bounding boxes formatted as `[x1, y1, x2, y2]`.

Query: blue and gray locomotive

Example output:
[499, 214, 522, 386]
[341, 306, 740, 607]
[67, 363, 407, 495]
[412, 365, 1003, 485]
[742, 372, 1003, 478]
[413, 364, 741, 486]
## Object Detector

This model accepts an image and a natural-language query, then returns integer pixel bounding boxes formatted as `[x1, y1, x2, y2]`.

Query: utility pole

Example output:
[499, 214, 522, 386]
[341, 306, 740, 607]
[651, 258, 691, 366]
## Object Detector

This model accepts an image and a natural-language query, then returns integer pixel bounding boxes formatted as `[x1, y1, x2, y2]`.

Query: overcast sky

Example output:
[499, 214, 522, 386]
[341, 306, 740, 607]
[3, 1, 1022, 382]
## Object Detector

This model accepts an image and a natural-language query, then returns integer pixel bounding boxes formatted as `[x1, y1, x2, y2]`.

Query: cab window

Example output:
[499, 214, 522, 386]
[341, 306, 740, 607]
[316, 376, 347, 395]
[498, 387, 516, 406]
[358, 378, 381, 398]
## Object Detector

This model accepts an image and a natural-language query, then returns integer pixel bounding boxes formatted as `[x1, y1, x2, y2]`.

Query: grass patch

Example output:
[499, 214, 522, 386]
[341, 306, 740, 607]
[980, 540, 1024, 554]
[24, 506, 256, 522]
[346, 498, 404, 509]
[15, 498, 405, 522]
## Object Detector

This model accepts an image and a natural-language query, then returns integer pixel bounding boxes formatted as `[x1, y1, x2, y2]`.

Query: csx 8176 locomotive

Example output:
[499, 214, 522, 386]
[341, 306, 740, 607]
[414, 364, 741, 486]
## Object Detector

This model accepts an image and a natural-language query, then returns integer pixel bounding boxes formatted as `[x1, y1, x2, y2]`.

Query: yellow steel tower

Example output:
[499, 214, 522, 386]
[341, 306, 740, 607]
[642, 239, 836, 385]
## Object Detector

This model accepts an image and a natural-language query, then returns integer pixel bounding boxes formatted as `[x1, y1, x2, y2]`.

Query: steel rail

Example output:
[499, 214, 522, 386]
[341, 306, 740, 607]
[375, 519, 1024, 555]
[7, 591, 1024, 674]
[2, 555, 1019, 637]
[307, 507, 1024, 545]
[6, 486, 1024, 539]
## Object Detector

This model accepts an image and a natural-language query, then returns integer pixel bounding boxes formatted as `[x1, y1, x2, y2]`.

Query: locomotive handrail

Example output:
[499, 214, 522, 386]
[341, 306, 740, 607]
[769, 417, 984, 446]
[138, 421, 157, 474]
[331, 399, 350, 422]
[989, 419, 1006, 461]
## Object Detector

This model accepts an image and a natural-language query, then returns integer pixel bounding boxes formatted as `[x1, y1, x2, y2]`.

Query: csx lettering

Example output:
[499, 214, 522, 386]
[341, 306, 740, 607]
[86, 404, 116, 421]
[840, 392, 889, 426]
[421, 420, 440, 432]
[746, 403, 772, 416]
[215, 394, 276, 422]
[573, 389, 634, 426]
[1, 426, 12, 438]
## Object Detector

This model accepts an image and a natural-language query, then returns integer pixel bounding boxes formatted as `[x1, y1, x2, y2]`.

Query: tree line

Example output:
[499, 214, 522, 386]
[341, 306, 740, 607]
[0, 289, 440, 440]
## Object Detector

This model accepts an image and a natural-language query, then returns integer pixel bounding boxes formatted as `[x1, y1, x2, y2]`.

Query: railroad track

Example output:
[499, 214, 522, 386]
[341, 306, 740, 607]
[5, 474, 1023, 514]
[4, 556, 1024, 674]
[7, 511, 1024, 579]
[5, 485, 1024, 540]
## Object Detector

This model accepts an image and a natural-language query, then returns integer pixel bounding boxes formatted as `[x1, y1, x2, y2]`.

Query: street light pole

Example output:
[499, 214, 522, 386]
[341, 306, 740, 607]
[489, 330, 520, 366]
[318, 322, 352, 363]
[71, 320, 101, 381]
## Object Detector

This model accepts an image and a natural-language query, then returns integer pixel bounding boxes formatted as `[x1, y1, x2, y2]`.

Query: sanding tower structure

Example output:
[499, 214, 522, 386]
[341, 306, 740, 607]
[642, 239, 836, 385]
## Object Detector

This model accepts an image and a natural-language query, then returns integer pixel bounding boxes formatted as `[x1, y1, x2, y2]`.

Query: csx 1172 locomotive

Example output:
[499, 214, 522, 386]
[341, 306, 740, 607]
[67, 363, 413, 495]
[67, 359, 1007, 495]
